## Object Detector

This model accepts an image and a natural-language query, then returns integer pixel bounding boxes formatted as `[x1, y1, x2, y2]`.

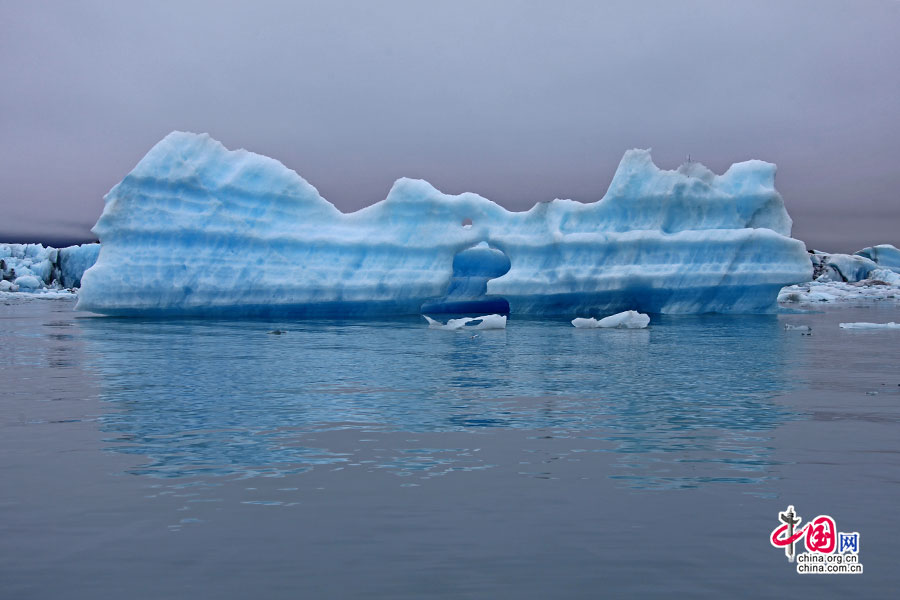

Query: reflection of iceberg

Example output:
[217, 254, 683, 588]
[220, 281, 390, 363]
[79, 315, 800, 487]
[78, 132, 810, 317]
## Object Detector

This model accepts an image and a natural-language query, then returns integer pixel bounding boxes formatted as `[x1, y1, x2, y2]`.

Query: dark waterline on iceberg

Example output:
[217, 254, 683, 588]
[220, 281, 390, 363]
[2, 298, 899, 598]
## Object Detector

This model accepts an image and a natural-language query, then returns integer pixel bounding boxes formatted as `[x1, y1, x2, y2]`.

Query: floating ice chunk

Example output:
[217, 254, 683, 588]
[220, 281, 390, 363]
[423, 314, 507, 330]
[783, 324, 810, 331]
[0, 280, 18, 292]
[839, 322, 900, 330]
[572, 310, 650, 329]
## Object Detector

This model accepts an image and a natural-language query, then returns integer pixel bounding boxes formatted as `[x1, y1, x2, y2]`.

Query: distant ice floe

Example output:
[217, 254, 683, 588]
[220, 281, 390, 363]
[572, 310, 650, 329]
[783, 324, 811, 332]
[839, 322, 900, 330]
[423, 314, 507, 330]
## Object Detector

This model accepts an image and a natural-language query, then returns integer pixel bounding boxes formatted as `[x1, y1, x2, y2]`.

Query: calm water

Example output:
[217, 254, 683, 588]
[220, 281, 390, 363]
[2, 297, 899, 598]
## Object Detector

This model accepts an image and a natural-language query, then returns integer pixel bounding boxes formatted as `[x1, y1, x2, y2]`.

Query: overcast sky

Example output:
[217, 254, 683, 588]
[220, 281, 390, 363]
[1, 0, 897, 252]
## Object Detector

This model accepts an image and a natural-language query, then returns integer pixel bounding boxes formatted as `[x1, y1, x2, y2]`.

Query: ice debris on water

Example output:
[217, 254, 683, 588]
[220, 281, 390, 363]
[572, 310, 650, 329]
[423, 314, 507, 330]
[839, 322, 900, 330]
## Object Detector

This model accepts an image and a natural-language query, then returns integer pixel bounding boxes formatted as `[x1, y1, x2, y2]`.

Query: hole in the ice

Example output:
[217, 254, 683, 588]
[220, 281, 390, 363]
[461, 218, 473, 228]
[420, 243, 510, 315]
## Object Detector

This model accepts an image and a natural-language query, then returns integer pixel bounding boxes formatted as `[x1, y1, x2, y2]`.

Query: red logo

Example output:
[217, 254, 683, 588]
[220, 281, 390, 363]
[770, 505, 836, 561]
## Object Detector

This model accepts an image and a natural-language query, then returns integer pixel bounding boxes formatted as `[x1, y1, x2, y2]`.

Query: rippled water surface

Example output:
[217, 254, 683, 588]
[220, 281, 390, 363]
[2, 297, 899, 598]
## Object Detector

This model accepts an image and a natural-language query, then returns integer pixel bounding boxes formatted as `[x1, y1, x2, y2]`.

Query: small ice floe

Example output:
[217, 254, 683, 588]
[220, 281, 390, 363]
[839, 322, 900, 330]
[784, 324, 811, 332]
[572, 310, 650, 329]
[423, 314, 507, 330]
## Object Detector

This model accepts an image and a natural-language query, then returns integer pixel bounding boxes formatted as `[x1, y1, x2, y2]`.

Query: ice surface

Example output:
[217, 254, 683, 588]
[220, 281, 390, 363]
[423, 314, 507, 330]
[783, 324, 810, 332]
[839, 322, 900, 330]
[77, 132, 812, 317]
[572, 310, 651, 329]
[855, 244, 900, 273]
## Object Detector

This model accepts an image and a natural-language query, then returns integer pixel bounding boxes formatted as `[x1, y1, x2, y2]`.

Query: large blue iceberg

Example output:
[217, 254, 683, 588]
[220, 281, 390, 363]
[77, 132, 811, 317]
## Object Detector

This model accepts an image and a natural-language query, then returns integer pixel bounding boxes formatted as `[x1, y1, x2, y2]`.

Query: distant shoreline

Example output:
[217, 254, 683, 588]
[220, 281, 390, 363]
[0, 234, 98, 248]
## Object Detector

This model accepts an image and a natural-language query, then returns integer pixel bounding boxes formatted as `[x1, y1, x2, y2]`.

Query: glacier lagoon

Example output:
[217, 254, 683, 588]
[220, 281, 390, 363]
[3, 134, 899, 598]
[3, 296, 899, 598]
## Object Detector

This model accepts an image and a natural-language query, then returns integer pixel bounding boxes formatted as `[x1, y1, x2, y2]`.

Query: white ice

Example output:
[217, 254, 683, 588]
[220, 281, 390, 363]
[423, 314, 507, 330]
[572, 310, 650, 329]
[839, 322, 900, 330]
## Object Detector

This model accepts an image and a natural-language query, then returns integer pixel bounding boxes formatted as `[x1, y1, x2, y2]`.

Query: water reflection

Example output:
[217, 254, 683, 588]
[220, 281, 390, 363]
[74, 314, 804, 488]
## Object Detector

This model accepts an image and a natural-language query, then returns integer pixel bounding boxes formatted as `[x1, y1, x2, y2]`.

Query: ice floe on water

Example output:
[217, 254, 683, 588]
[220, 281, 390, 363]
[572, 310, 650, 329]
[839, 322, 900, 330]
[423, 314, 507, 330]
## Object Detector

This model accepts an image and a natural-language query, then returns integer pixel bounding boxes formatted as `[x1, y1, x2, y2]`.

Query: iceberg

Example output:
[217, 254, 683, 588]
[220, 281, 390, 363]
[77, 132, 811, 317]
[572, 310, 650, 329]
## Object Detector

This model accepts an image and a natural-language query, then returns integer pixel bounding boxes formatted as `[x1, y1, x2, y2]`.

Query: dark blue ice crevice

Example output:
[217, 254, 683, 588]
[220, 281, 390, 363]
[421, 242, 511, 314]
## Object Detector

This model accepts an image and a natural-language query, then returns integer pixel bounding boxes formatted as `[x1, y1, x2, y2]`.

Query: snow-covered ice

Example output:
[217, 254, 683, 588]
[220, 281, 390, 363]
[839, 322, 900, 330]
[76, 132, 811, 317]
[783, 324, 811, 332]
[572, 310, 650, 329]
[423, 314, 507, 330]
